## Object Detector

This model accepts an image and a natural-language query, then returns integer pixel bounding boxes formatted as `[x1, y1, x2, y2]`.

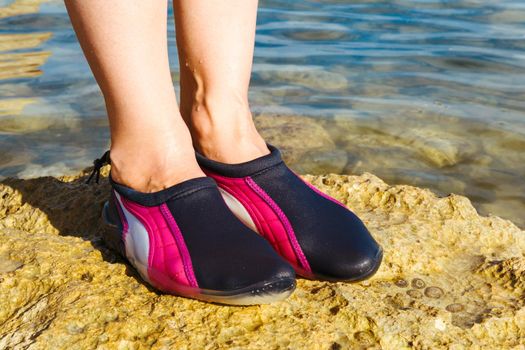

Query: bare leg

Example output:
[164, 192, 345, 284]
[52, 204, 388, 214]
[173, 0, 269, 163]
[65, 0, 204, 192]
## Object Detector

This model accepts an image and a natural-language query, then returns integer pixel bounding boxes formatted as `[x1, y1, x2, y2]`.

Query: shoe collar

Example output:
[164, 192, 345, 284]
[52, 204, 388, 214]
[195, 143, 284, 178]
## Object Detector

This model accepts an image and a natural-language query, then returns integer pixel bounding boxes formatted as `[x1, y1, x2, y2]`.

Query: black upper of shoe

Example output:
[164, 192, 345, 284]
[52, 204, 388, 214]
[165, 183, 295, 291]
[107, 176, 295, 291]
[196, 145, 383, 281]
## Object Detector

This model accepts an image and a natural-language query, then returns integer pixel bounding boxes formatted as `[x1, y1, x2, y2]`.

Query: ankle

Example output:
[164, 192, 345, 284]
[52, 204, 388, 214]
[109, 143, 205, 193]
[191, 117, 269, 164]
[195, 127, 269, 164]
[183, 97, 269, 163]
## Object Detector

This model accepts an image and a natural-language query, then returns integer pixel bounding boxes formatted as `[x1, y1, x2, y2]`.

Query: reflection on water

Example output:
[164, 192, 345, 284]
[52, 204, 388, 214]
[0, 0, 524, 227]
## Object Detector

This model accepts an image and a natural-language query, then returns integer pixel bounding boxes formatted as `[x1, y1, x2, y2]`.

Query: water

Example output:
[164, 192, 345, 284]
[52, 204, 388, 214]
[0, 0, 524, 227]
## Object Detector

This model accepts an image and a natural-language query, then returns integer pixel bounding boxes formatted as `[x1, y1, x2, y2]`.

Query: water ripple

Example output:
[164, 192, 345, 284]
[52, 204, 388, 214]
[0, 0, 524, 227]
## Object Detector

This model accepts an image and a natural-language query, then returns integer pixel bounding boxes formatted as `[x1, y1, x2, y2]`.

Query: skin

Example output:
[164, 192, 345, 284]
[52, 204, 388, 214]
[65, 0, 268, 192]
[174, 0, 268, 163]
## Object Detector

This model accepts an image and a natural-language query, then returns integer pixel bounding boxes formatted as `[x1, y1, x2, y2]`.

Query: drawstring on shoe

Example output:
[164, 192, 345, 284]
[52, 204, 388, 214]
[86, 150, 110, 184]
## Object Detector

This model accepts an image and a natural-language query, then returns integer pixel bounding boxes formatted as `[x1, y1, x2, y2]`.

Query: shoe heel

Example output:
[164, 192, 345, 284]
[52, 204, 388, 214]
[101, 202, 126, 258]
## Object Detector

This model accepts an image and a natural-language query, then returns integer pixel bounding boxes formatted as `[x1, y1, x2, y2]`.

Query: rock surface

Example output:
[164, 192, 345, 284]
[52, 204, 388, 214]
[0, 169, 524, 349]
[255, 114, 348, 174]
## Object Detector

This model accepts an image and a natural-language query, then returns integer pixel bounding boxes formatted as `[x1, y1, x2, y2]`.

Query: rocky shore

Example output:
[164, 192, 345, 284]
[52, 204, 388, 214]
[0, 168, 524, 349]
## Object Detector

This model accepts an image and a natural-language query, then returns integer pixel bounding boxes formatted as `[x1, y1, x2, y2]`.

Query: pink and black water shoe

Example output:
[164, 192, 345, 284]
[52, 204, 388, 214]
[196, 144, 383, 282]
[89, 152, 296, 305]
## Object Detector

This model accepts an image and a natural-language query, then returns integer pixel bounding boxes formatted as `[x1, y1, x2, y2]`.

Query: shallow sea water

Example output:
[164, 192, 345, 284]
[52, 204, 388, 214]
[0, 0, 524, 227]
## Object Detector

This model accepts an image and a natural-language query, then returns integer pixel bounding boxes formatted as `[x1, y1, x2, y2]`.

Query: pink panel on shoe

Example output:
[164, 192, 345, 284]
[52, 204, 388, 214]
[245, 177, 312, 274]
[119, 197, 199, 291]
[204, 170, 312, 274]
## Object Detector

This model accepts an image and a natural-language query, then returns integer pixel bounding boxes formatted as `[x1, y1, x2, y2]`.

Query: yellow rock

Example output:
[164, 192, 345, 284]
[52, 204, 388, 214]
[0, 3, 52, 81]
[0, 170, 524, 349]
[0, 0, 47, 19]
[0, 98, 36, 117]
[0, 33, 52, 52]
[0, 50, 51, 81]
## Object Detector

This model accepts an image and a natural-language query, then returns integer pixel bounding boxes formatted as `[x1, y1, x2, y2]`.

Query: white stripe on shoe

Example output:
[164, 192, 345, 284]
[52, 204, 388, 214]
[218, 187, 259, 234]
[114, 191, 152, 283]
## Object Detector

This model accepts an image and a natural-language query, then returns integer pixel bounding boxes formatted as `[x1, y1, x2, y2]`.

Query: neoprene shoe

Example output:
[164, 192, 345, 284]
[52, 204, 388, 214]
[89, 152, 296, 305]
[196, 144, 383, 282]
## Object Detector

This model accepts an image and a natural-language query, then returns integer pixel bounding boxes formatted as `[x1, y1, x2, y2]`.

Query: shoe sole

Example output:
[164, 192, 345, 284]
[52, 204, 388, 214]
[101, 202, 295, 305]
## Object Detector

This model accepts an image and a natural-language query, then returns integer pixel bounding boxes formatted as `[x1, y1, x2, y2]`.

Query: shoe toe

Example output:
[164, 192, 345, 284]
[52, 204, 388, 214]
[302, 210, 384, 281]
[329, 245, 383, 281]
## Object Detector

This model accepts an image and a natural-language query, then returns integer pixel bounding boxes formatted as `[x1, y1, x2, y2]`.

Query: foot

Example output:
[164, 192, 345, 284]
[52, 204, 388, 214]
[95, 153, 296, 305]
[195, 144, 383, 281]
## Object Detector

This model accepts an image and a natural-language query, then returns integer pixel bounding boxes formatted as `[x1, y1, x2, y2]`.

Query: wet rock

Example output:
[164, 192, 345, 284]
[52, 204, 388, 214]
[256, 64, 348, 91]
[255, 114, 334, 151]
[0, 33, 52, 80]
[291, 149, 348, 175]
[0, 171, 524, 348]
[320, 113, 525, 231]
[0, 98, 37, 117]
[0, 0, 46, 19]
[255, 114, 340, 173]
[326, 113, 480, 169]
[395, 128, 478, 168]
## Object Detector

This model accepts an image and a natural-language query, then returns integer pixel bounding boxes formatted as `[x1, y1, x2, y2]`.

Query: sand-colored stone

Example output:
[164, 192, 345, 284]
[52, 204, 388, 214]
[0, 48, 51, 81]
[0, 33, 52, 53]
[0, 169, 524, 349]
[0, 98, 37, 117]
[316, 113, 525, 228]
[255, 114, 347, 174]
[0, 0, 45, 19]
[255, 64, 348, 91]
[0, 0, 52, 123]
[0, 6, 52, 81]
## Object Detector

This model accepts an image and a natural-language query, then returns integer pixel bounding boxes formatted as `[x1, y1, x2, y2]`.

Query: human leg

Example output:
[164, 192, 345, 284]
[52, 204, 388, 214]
[173, 0, 383, 281]
[65, 0, 204, 192]
[65, 0, 295, 304]
[173, 0, 268, 163]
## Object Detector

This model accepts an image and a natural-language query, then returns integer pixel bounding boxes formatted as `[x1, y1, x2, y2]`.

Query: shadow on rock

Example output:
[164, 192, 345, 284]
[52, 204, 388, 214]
[0, 169, 159, 294]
